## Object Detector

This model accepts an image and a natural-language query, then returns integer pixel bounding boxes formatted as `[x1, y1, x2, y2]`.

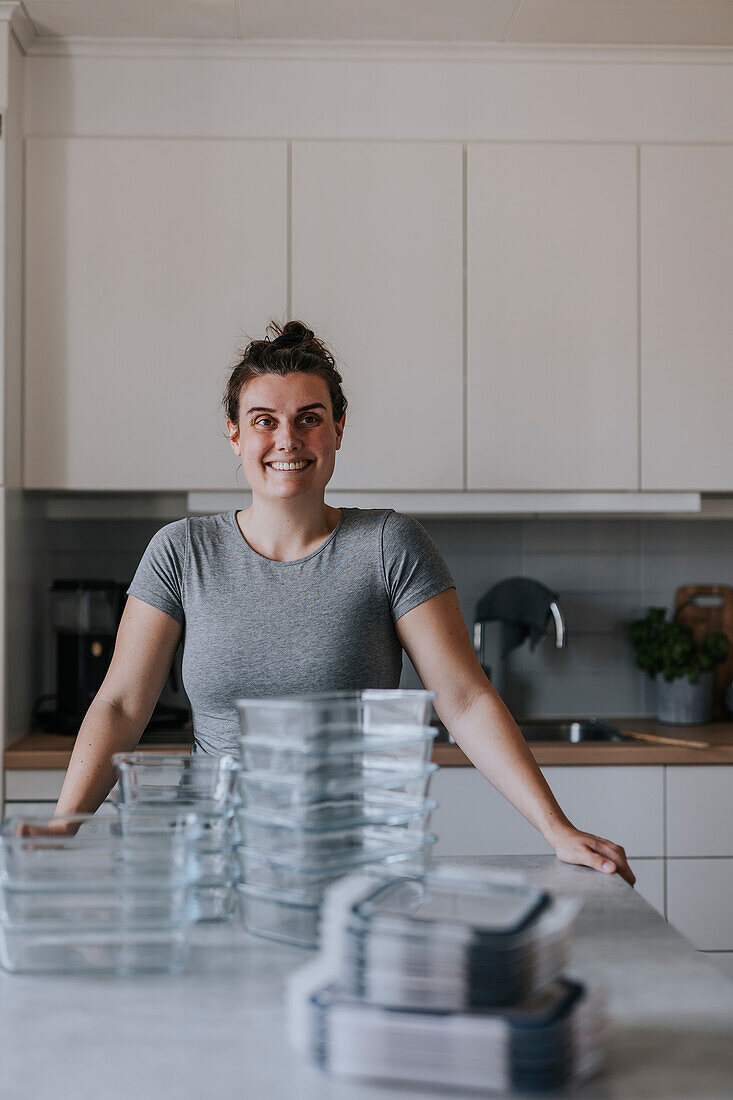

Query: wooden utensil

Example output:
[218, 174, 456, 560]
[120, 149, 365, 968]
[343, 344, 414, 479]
[674, 584, 733, 719]
[618, 728, 711, 749]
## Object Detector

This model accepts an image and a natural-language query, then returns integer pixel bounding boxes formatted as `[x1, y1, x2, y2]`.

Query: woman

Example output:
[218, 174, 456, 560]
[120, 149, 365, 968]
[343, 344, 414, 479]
[52, 320, 634, 886]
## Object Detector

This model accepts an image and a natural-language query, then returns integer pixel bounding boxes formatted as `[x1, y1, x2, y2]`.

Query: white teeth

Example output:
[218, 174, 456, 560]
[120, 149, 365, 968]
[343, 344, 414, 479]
[268, 461, 310, 471]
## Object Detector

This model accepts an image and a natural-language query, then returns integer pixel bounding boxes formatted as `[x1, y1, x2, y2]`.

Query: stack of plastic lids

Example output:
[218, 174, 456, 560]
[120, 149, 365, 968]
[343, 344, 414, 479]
[0, 810, 202, 974]
[113, 753, 241, 922]
[287, 868, 606, 1093]
[234, 690, 439, 948]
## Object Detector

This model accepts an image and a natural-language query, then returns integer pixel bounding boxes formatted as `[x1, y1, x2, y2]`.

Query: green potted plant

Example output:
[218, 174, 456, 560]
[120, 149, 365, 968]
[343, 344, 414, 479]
[630, 607, 729, 725]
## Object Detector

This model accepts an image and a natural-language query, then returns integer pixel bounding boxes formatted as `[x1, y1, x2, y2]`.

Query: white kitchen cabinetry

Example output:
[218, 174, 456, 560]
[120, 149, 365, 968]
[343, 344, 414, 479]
[432, 766, 664, 858]
[466, 144, 638, 491]
[641, 146, 733, 490]
[665, 766, 733, 950]
[292, 141, 463, 491]
[24, 138, 287, 490]
[2, 801, 60, 816]
[4, 770, 66, 801]
[666, 766, 733, 857]
[666, 860, 733, 951]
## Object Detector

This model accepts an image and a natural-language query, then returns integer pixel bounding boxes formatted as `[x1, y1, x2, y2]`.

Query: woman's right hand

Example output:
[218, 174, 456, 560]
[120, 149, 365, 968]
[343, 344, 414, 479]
[15, 817, 80, 838]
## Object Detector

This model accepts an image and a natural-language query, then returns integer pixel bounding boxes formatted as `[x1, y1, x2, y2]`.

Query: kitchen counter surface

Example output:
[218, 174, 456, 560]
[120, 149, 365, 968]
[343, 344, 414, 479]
[7, 718, 733, 770]
[0, 856, 730, 1099]
[434, 716, 733, 765]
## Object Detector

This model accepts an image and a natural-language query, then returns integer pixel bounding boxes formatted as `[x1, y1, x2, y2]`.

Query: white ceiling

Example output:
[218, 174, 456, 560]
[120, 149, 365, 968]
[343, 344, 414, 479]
[16, 0, 733, 47]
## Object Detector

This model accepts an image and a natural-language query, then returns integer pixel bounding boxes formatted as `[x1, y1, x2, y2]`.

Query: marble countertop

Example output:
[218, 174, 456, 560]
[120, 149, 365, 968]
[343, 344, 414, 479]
[0, 856, 731, 1099]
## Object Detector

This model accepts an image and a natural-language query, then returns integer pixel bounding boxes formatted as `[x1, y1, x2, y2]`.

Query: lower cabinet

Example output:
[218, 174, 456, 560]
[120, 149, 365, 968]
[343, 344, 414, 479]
[4, 770, 66, 801]
[666, 859, 733, 950]
[666, 767, 733, 857]
[2, 801, 61, 816]
[432, 764, 733, 945]
[431, 766, 664, 858]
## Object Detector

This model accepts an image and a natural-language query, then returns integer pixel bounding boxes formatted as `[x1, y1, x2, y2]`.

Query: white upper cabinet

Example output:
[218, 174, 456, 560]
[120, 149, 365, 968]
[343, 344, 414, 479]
[24, 138, 287, 490]
[292, 142, 463, 491]
[641, 146, 733, 490]
[467, 144, 638, 490]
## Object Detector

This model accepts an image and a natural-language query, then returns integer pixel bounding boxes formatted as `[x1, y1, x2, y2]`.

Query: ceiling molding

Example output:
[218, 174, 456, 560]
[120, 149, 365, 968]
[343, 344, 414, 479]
[18, 36, 733, 66]
[0, 2, 36, 55]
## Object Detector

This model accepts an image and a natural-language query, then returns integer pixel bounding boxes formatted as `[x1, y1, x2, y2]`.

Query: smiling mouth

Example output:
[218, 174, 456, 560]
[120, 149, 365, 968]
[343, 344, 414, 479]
[266, 460, 313, 472]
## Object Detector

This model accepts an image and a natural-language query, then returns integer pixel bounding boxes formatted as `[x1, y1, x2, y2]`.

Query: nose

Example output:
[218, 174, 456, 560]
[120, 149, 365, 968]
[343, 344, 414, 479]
[274, 419, 302, 452]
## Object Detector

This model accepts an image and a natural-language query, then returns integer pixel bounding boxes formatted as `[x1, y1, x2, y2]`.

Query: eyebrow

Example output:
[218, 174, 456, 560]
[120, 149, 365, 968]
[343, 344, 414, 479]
[245, 403, 327, 416]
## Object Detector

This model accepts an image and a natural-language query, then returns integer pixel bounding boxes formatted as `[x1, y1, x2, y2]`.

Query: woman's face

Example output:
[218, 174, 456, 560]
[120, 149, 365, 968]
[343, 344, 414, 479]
[227, 372, 345, 502]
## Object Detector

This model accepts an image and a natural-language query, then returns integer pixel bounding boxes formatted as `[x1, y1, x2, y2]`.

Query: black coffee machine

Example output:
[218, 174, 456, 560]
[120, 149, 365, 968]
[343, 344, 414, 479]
[33, 579, 190, 738]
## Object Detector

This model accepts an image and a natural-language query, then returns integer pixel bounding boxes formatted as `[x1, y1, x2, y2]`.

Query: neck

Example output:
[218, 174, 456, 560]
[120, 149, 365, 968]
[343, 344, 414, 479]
[236, 494, 342, 561]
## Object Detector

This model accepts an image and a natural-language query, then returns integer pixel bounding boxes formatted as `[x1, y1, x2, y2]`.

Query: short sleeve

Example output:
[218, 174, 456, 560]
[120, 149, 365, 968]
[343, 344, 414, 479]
[126, 519, 187, 625]
[381, 511, 456, 623]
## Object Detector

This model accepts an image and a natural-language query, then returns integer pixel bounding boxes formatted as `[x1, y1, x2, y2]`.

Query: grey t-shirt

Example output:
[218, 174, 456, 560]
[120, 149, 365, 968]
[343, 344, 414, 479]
[127, 508, 455, 755]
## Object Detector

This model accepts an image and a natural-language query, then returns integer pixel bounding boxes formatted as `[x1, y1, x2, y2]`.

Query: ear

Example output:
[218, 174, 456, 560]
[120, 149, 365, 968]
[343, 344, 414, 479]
[334, 412, 346, 451]
[227, 418, 241, 457]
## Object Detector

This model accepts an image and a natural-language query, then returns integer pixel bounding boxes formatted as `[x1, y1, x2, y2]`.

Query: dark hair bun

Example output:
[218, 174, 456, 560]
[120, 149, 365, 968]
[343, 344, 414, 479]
[270, 332, 305, 350]
[277, 321, 314, 341]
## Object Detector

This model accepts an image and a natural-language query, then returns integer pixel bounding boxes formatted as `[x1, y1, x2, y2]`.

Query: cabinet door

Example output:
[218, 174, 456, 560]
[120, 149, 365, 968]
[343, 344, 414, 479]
[4, 771, 66, 801]
[467, 144, 638, 490]
[666, 766, 733, 857]
[641, 147, 733, 490]
[667, 860, 733, 950]
[432, 766, 663, 858]
[24, 138, 287, 490]
[292, 142, 463, 491]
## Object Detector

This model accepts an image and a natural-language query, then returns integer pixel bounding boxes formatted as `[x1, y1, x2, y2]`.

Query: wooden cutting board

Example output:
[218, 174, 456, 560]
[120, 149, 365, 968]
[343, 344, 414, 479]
[674, 584, 733, 719]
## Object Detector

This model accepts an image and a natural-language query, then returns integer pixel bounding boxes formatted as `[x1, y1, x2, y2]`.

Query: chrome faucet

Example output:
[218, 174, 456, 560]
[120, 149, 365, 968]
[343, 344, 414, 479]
[549, 600, 566, 649]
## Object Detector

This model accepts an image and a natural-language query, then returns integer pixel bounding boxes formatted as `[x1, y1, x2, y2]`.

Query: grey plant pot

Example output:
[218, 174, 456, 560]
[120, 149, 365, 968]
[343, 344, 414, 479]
[654, 670, 714, 725]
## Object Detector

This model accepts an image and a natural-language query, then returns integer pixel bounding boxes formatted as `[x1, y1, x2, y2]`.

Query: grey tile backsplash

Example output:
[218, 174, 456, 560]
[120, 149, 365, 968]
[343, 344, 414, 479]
[39, 514, 733, 721]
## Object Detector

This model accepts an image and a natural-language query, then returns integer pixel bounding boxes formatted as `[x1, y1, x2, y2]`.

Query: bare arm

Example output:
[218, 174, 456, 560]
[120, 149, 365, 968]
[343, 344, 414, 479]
[396, 588, 635, 886]
[53, 596, 183, 820]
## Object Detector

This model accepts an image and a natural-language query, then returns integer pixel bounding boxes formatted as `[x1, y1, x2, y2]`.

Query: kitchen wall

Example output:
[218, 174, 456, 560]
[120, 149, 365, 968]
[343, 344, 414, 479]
[13, 43, 733, 734]
[32, 509, 733, 722]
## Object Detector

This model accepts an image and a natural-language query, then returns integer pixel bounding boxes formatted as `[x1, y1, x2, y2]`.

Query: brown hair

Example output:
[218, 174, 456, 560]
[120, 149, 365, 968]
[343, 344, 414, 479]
[223, 320, 348, 425]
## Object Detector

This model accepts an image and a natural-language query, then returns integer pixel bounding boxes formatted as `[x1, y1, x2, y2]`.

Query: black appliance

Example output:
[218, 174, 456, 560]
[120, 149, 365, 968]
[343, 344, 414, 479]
[33, 579, 190, 739]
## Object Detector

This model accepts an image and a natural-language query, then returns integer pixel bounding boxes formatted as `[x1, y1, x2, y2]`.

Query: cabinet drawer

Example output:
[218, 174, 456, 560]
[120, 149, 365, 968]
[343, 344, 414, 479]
[545, 767, 664, 857]
[4, 770, 66, 801]
[433, 768, 547, 856]
[432, 766, 664, 858]
[667, 859, 733, 950]
[666, 767, 733, 857]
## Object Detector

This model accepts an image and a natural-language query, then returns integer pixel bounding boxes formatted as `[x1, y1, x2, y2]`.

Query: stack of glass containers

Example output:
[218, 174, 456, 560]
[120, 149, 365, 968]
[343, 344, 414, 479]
[0, 811, 201, 974]
[234, 690, 439, 948]
[113, 753, 241, 922]
[287, 868, 606, 1092]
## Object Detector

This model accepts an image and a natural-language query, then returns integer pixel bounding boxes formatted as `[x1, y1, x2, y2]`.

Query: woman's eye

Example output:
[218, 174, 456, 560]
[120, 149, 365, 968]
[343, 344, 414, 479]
[254, 417, 274, 428]
[301, 415, 320, 425]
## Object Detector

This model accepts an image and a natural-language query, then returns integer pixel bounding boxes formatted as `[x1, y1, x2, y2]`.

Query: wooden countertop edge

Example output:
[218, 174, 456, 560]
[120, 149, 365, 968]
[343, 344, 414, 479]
[433, 743, 733, 765]
[5, 729, 733, 769]
[3, 735, 193, 770]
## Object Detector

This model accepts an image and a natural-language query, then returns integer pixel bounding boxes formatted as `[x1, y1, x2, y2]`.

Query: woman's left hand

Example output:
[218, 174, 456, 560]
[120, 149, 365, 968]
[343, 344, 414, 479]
[550, 826, 636, 886]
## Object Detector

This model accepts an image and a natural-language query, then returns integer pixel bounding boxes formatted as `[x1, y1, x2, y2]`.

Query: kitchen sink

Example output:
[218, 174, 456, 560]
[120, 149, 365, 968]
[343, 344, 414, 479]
[431, 718, 625, 744]
[518, 719, 623, 744]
